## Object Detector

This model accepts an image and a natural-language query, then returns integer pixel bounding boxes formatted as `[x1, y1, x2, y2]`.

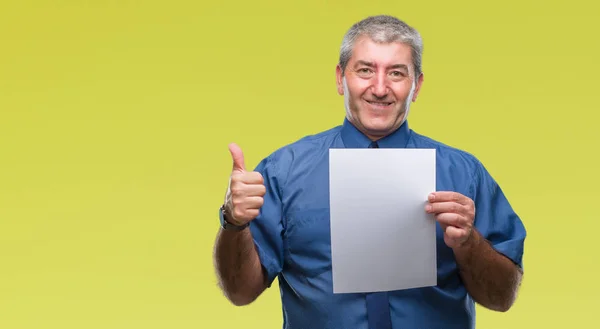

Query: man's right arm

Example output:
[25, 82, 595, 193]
[214, 225, 267, 306]
[213, 142, 270, 306]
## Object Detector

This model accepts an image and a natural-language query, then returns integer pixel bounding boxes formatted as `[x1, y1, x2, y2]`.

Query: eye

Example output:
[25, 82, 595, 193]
[390, 71, 407, 77]
[356, 68, 373, 76]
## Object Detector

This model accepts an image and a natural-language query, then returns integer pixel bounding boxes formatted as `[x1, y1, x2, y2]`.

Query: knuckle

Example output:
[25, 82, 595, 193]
[231, 188, 242, 198]
[455, 214, 462, 223]
[230, 174, 242, 184]
[230, 181, 242, 192]
[461, 205, 469, 214]
[248, 172, 263, 182]
[233, 208, 245, 219]
[451, 204, 460, 213]
[232, 198, 243, 208]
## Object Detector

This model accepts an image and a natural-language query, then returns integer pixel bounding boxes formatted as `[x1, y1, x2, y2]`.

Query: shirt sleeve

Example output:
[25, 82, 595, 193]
[470, 161, 527, 269]
[248, 154, 285, 287]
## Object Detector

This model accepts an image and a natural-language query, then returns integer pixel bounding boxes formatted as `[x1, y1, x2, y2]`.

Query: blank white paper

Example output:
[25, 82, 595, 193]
[329, 148, 437, 294]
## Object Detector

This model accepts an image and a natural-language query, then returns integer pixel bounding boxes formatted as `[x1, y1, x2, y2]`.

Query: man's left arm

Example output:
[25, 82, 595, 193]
[454, 226, 522, 312]
[426, 189, 525, 312]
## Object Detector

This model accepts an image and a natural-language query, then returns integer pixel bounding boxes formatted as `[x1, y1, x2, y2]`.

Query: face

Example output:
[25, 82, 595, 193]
[336, 35, 424, 140]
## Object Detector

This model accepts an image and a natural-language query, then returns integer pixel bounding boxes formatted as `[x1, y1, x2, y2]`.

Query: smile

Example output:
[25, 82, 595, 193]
[366, 100, 394, 108]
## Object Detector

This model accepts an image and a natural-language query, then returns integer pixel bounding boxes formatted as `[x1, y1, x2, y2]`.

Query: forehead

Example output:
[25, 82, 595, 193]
[349, 35, 413, 67]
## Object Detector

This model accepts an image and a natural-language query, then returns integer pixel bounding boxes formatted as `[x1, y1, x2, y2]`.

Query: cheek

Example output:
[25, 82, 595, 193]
[346, 80, 370, 98]
[392, 83, 415, 101]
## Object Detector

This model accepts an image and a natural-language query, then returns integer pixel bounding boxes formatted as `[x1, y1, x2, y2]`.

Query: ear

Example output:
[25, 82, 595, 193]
[411, 72, 424, 102]
[336, 65, 344, 95]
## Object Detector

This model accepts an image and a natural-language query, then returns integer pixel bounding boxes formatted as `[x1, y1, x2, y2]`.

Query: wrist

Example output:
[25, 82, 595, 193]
[219, 205, 250, 231]
[453, 228, 479, 253]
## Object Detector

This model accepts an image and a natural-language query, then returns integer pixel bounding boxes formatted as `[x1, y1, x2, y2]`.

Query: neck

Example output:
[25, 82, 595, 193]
[345, 117, 404, 142]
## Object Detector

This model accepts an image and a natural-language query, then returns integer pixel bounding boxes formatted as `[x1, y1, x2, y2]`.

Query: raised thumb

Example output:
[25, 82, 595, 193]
[228, 143, 246, 172]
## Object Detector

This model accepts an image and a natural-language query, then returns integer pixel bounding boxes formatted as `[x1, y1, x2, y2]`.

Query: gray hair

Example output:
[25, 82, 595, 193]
[339, 15, 423, 78]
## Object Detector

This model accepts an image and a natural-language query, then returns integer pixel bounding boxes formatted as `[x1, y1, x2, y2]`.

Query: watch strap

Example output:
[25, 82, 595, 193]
[219, 205, 249, 231]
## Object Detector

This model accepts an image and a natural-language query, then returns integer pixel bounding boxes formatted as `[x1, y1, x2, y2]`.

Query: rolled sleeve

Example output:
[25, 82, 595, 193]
[249, 155, 285, 286]
[471, 162, 527, 269]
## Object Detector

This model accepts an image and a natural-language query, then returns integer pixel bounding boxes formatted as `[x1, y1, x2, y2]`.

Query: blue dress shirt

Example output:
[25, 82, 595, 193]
[245, 118, 526, 329]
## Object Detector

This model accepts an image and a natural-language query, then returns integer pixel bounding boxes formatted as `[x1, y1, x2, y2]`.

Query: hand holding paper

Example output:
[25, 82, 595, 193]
[425, 192, 476, 249]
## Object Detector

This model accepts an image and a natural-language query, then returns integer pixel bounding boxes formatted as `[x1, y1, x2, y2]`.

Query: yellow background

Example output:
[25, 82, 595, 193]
[1, 0, 598, 328]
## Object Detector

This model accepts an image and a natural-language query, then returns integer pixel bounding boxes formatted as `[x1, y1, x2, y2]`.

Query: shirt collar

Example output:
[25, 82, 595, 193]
[340, 117, 411, 148]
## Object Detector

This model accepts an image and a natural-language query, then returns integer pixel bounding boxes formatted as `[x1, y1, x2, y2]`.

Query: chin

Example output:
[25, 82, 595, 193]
[349, 109, 404, 137]
[360, 122, 392, 137]
[363, 116, 405, 136]
[363, 117, 395, 130]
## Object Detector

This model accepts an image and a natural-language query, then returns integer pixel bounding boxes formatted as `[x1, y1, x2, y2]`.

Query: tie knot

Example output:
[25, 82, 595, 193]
[369, 141, 379, 148]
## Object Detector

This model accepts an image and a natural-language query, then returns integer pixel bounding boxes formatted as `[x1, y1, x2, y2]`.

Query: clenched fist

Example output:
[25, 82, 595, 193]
[223, 143, 266, 226]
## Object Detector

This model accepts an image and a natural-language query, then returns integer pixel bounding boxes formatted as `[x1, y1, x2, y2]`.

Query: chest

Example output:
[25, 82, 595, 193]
[280, 154, 472, 281]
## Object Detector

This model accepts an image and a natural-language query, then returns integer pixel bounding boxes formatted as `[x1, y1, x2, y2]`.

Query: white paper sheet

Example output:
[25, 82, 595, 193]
[329, 148, 437, 293]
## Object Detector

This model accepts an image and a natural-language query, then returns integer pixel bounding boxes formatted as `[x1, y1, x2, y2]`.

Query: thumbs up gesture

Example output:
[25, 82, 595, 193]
[223, 143, 267, 226]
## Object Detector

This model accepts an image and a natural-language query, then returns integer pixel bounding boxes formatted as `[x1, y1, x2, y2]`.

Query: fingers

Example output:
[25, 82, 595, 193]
[230, 182, 266, 198]
[426, 192, 476, 249]
[232, 196, 264, 215]
[428, 191, 472, 206]
[443, 226, 470, 248]
[425, 201, 468, 215]
[231, 206, 261, 222]
[231, 171, 264, 185]
[445, 226, 467, 240]
[240, 196, 264, 209]
[229, 142, 246, 172]
[225, 144, 265, 225]
[228, 191, 264, 224]
[227, 173, 266, 223]
[426, 192, 475, 220]
[434, 212, 471, 229]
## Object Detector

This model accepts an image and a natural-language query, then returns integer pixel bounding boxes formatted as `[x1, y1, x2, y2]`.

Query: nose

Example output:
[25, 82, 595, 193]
[371, 73, 389, 98]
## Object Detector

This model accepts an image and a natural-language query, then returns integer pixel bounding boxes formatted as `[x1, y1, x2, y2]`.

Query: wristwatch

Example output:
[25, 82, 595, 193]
[219, 204, 250, 231]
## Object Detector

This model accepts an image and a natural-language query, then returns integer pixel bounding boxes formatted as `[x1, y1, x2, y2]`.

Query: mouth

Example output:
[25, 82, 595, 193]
[365, 100, 394, 109]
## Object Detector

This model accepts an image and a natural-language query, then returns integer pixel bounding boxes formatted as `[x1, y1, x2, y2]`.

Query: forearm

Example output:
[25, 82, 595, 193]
[453, 229, 523, 312]
[214, 227, 266, 306]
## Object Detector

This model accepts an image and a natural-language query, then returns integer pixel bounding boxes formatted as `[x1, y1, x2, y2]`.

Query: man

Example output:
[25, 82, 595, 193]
[213, 15, 526, 329]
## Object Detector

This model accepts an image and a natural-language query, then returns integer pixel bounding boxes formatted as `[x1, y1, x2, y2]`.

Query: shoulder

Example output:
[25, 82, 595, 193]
[411, 130, 483, 170]
[269, 124, 340, 157]
[409, 130, 495, 194]
[284, 125, 341, 152]
[255, 124, 341, 174]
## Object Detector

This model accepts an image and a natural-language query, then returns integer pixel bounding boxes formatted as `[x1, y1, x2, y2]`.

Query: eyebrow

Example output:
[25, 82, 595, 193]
[354, 60, 375, 67]
[354, 60, 409, 71]
[389, 64, 409, 71]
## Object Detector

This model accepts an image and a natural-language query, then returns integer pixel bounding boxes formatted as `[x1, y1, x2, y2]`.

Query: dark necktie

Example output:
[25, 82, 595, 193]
[365, 140, 392, 329]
